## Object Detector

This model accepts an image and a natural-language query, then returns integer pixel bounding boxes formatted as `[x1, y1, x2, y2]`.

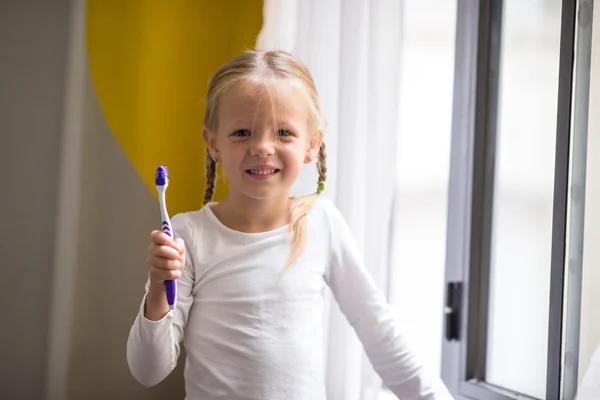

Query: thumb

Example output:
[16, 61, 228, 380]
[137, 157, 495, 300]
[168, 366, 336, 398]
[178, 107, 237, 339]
[174, 238, 185, 254]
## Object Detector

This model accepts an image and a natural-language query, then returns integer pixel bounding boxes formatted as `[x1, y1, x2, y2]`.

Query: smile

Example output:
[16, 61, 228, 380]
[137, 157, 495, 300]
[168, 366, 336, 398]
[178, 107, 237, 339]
[245, 168, 280, 180]
[247, 169, 278, 175]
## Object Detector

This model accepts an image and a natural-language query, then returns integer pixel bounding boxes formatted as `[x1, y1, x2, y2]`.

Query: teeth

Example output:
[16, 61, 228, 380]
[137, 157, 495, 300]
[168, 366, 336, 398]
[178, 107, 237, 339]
[249, 169, 276, 175]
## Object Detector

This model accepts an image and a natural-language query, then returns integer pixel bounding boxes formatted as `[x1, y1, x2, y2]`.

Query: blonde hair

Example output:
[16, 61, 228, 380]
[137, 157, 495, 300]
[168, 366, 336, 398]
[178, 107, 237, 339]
[202, 50, 327, 271]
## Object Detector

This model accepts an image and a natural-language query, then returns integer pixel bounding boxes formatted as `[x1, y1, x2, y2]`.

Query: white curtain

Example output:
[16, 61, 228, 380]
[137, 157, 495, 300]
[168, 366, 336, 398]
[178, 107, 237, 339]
[257, 1, 403, 398]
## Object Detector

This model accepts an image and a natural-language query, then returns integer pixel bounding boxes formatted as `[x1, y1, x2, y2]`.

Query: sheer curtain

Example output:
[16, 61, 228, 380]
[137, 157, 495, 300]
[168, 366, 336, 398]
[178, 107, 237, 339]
[257, 1, 402, 398]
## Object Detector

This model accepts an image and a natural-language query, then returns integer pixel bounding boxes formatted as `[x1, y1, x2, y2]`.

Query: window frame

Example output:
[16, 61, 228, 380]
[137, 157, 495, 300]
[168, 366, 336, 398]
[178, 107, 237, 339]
[559, 2, 595, 399]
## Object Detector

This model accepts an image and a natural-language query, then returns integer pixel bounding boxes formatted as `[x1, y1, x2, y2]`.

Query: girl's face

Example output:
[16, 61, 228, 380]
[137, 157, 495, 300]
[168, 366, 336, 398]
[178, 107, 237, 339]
[204, 80, 321, 201]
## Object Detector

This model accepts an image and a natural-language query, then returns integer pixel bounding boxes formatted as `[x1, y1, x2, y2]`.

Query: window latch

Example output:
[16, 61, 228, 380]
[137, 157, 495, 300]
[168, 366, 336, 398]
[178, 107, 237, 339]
[444, 281, 462, 341]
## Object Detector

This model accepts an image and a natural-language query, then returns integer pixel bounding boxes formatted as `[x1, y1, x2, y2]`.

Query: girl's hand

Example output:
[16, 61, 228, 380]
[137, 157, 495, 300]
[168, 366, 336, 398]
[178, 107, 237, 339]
[146, 230, 186, 288]
[144, 231, 185, 321]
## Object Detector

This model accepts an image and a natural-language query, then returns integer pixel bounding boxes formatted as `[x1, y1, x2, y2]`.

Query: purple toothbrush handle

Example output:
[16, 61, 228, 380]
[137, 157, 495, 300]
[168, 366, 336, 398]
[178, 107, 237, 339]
[165, 280, 176, 306]
[162, 221, 177, 307]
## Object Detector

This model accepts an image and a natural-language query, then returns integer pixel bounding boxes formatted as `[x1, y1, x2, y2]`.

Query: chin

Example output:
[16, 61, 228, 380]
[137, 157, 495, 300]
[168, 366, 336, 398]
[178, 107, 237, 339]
[242, 189, 287, 201]
[238, 183, 291, 201]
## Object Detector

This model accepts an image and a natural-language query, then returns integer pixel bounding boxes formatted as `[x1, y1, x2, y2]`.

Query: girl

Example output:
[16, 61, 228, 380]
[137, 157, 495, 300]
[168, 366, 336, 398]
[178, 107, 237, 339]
[127, 50, 453, 400]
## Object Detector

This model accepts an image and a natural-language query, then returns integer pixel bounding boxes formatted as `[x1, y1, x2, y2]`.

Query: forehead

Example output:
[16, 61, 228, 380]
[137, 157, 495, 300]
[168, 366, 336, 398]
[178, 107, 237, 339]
[217, 80, 311, 124]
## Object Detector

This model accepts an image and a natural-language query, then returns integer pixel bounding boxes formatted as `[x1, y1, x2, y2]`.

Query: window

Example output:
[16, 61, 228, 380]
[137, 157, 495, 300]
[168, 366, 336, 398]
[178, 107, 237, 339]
[441, 0, 597, 399]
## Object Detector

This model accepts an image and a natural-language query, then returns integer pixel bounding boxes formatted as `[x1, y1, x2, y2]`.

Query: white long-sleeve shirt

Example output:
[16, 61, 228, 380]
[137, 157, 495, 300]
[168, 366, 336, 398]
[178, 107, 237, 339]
[127, 198, 453, 399]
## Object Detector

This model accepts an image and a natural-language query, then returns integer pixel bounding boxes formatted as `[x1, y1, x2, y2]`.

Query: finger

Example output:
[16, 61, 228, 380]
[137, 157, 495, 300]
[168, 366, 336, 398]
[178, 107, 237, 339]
[151, 257, 182, 271]
[177, 253, 185, 268]
[150, 230, 178, 249]
[150, 244, 180, 260]
[174, 238, 185, 254]
[151, 269, 182, 282]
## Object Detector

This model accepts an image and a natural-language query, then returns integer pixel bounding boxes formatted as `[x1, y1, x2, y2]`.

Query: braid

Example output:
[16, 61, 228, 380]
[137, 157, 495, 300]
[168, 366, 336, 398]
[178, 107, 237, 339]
[281, 141, 328, 274]
[316, 142, 327, 193]
[203, 150, 217, 206]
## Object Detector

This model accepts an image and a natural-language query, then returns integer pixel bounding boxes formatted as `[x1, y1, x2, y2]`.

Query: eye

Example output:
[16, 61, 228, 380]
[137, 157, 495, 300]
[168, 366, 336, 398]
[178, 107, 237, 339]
[232, 129, 251, 137]
[277, 129, 293, 137]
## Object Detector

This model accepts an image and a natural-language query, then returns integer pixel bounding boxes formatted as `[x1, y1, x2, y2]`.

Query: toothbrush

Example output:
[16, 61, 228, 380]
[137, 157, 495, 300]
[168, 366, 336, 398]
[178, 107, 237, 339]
[155, 166, 176, 310]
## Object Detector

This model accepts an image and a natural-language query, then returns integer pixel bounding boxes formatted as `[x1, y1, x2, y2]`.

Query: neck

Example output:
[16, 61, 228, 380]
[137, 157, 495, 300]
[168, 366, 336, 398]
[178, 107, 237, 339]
[213, 192, 290, 233]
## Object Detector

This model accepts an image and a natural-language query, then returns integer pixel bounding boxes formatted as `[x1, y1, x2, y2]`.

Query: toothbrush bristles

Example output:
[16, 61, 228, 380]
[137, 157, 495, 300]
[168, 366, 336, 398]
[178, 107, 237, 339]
[155, 165, 169, 185]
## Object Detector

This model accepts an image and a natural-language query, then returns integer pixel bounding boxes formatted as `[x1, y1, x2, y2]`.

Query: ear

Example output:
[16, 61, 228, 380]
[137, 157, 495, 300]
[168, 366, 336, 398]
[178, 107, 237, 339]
[203, 127, 220, 162]
[304, 130, 323, 164]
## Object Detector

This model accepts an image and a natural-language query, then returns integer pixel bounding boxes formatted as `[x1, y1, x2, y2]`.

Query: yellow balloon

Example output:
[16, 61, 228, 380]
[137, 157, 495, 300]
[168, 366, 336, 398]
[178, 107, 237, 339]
[86, 0, 263, 214]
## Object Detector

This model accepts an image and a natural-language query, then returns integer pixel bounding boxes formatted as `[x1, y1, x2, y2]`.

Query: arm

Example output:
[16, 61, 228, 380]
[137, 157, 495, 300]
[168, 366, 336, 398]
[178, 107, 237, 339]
[323, 202, 453, 400]
[126, 213, 196, 387]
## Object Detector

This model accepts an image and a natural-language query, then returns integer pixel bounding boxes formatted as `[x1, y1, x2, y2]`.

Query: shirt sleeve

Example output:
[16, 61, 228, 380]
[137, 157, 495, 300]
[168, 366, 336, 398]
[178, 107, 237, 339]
[126, 213, 196, 387]
[323, 201, 454, 400]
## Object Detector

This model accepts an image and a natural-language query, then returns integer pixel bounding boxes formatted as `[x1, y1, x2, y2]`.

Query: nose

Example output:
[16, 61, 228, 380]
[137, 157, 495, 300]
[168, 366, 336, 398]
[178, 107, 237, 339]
[250, 130, 277, 158]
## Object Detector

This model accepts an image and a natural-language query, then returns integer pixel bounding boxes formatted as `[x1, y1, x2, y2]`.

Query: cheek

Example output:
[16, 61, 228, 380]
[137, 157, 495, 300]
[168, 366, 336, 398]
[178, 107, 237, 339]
[220, 143, 245, 163]
[280, 143, 306, 168]
[217, 150, 244, 179]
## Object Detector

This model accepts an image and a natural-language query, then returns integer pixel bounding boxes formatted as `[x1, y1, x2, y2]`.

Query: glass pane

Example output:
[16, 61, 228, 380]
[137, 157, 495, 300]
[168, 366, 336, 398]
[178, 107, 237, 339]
[485, 1, 562, 398]
[575, 3, 600, 400]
